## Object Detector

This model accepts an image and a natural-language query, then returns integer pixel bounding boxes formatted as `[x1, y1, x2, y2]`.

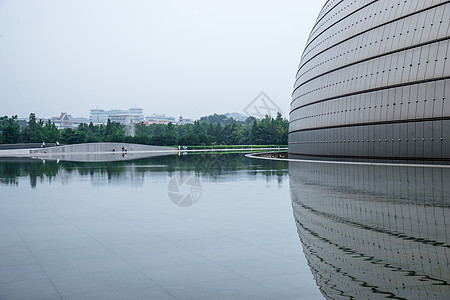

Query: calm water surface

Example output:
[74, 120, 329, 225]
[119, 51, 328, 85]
[0, 154, 321, 300]
[0, 153, 449, 299]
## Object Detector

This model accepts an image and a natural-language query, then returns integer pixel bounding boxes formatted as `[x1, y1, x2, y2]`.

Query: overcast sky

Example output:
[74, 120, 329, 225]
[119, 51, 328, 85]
[0, 0, 324, 120]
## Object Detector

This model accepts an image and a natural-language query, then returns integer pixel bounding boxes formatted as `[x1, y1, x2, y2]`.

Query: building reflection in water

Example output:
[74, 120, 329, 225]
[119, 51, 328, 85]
[289, 161, 450, 299]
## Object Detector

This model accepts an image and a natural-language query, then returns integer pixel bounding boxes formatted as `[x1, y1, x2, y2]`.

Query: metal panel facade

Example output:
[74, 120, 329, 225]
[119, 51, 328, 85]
[290, 0, 450, 161]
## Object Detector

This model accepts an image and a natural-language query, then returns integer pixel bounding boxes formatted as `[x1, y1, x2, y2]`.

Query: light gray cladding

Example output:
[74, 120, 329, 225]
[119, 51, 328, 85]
[289, 0, 450, 161]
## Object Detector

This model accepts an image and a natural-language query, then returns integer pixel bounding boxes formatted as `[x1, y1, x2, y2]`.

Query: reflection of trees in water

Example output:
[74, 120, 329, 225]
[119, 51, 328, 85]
[290, 162, 450, 299]
[0, 154, 288, 188]
[0, 161, 21, 186]
[0, 159, 60, 188]
[151, 153, 287, 183]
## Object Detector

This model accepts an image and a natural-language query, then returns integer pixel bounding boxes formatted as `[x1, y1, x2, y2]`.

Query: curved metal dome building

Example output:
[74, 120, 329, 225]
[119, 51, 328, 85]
[289, 0, 450, 161]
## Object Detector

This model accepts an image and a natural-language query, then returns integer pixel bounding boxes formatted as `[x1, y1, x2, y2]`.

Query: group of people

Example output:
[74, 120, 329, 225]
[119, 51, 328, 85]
[40, 141, 59, 148]
[112, 146, 127, 152]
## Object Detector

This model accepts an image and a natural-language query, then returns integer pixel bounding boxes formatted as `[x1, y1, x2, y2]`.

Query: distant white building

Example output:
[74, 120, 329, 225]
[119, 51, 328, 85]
[177, 115, 194, 125]
[18, 116, 49, 124]
[89, 107, 144, 125]
[51, 113, 89, 129]
[144, 114, 177, 125]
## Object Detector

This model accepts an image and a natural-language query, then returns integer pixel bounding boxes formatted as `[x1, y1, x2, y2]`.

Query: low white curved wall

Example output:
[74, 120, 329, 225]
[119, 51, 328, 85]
[32, 143, 176, 154]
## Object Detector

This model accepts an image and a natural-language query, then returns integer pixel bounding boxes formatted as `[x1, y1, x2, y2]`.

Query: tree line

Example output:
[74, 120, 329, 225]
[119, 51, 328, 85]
[0, 112, 288, 146]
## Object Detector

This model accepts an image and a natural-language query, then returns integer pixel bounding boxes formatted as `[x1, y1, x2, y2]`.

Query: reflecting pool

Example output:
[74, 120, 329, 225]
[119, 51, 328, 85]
[0, 154, 322, 300]
[1, 154, 449, 299]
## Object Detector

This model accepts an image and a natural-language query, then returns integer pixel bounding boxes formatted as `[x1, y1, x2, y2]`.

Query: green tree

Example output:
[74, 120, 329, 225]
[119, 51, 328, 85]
[215, 123, 223, 143]
[103, 119, 125, 142]
[164, 134, 177, 145]
[21, 113, 43, 143]
[0, 116, 20, 144]
[85, 133, 100, 143]
[109, 126, 125, 142]
[42, 121, 60, 143]
[60, 128, 75, 144]
[77, 123, 90, 133]
[163, 123, 177, 145]
[105, 119, 113, 138]
[249, 121, 258, 144]
[165, 122, 175, 135]
[274, 112, 288, 144]
[149, 134, 164, 146]
[133, 134, 150, 145]
[69, 131, 86, 144]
